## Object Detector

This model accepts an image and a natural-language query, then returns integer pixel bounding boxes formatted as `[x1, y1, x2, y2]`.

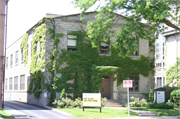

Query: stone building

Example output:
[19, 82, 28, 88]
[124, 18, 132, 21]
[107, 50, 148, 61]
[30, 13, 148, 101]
[5, 12, 154, 106]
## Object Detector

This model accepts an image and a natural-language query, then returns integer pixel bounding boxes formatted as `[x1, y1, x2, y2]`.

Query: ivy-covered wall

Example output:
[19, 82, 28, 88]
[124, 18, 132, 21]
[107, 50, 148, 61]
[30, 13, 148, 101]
[20, 13, 155, 105]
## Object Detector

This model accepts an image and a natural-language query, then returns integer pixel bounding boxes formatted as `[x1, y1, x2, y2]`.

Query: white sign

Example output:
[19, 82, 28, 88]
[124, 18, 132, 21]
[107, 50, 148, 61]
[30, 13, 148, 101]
[83, 93, 101, 107]
[157, 91, 165, 103]
[44, 93, 47, 97]
[123, 80, 133, 88]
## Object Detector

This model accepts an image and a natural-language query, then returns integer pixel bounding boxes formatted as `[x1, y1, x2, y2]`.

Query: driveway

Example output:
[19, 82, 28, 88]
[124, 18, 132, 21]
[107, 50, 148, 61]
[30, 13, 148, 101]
[4, 99, 74, 119]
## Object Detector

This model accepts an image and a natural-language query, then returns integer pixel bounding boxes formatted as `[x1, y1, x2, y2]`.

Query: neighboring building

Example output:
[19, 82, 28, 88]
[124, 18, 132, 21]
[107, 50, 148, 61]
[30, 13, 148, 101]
[155, 25, 166, 88]
[5, 12, 154, 106]
[165, 30, 180, 87]
[155, 22, 180, 88]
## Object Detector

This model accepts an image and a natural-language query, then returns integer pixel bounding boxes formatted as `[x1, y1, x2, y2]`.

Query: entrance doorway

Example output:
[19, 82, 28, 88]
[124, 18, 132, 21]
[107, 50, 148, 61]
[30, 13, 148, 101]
[100, 77, 111, 99]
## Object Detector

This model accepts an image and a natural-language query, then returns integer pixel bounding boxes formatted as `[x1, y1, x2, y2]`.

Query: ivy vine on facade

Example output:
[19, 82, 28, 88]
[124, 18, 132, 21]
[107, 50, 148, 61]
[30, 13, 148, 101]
[6, 12, 154, 106]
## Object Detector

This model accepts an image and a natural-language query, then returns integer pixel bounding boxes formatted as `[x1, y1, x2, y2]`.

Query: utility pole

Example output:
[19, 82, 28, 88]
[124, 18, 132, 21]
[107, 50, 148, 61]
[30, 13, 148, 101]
[0, 0, 8, 109]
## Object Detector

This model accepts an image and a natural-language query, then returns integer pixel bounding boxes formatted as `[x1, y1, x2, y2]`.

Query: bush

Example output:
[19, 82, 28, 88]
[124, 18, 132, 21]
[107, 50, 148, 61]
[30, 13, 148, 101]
[101, 97, 108, 107]
[146, 102, 174, 109]
[170, 89, 180, 107]
[164, 86, 177, 102]
[148, 89, 154, 102]
[52, 97, 83, 108]
[140, 98, 148, 107]
[60, 89, 66, 100]
[126, 96, 147, 107]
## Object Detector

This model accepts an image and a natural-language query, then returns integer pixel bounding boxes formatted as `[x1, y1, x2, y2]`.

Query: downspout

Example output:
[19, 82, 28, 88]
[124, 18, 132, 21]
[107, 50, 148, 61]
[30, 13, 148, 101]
[2, 0, 9, 108]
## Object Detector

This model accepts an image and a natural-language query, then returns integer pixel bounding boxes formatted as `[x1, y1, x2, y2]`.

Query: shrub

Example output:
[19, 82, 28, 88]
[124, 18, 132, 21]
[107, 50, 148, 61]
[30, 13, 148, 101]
[60, 89, 66, 100]
[164, 86, 177, 102]
[146, 102, 174, 109]
[148, 89, 154, 102]
[101, 97, 108, 107]
[127, 96, 147, 107]
[130, 96, 140, 107]
[75, 97, 83, 108]
[140, 98, 148, 107]
[170, 89, 180, 107]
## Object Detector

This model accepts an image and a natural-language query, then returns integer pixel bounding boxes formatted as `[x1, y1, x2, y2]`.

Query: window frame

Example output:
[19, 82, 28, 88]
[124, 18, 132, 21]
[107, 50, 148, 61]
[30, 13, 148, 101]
[20, 75, 25, 90]
[99, 41, 110, 55]
[6, 57, 8, 69]
[67, 35, 77, 51]
[9, 77, 13, 90]
[14, 76, 18, 90]
[21, 48, 24, 63]
[129, 74, 139, 92]
[10, 54, 13, 67]
[15, 51, 19, 65]
[5, 78, 7, 90]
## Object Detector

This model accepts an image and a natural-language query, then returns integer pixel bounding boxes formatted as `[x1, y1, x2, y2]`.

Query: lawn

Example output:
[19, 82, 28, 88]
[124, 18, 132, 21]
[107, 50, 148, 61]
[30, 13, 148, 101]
[131, 107, 180, 116]
[0, 109, 14, 119]
[58, 108, 139, 119]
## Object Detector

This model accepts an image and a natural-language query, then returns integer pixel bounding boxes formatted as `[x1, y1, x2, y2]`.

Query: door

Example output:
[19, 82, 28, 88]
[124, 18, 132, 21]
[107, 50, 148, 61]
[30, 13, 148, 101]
[101, 77, 110, 99]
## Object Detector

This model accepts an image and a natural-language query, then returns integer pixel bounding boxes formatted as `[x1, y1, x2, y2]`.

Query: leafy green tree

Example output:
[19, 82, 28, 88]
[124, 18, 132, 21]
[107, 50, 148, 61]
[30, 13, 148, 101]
[148, 89, 154, 102]
[60, 89, 66, 100]
[72, 0, 180, 56]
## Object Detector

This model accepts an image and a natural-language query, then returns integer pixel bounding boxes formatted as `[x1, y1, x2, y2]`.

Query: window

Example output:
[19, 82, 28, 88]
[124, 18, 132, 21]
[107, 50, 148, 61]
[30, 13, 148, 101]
[163, 77, 165, 86]
[6, 57, 8, 68]
[163, 62, 165, 67]
[10, 54, 13, 67]
[9, 77, 13, 90]
[130, 40, 139, 56]
[129, 74, 139, 92]
[157, 77, 162, 88]
[156, 63, 162, 68]
[15, 51, 18, 64]
[5, 78, 7, 90]
[21, 48, 24, 62]
[99, 41, 110, 54]
[67, 73, 76, 89]
[156, 42, 162, 60]
[67, 35, 77, 51]
[14, 76, 18, 90]
[20, 75, 25, 90]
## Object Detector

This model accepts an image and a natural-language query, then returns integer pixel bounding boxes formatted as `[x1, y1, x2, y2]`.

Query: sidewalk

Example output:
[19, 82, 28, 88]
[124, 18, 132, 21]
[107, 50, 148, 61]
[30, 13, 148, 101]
[104, 107, 180, 119]
[3, 106, 30, 119]
[3, 105, 180, 119]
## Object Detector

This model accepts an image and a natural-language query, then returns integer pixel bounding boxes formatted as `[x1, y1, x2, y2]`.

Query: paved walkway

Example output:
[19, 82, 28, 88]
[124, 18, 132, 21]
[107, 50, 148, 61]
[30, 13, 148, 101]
[3, 103, 180, 119]
[104, 107, 180, 119]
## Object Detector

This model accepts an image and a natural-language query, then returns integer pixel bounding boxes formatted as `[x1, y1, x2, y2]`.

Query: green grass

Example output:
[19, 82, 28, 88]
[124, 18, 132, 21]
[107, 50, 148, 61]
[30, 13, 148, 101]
[58, 108, 139, 119]
[0, 109, 14, 119]
[131, 107, 180, 116]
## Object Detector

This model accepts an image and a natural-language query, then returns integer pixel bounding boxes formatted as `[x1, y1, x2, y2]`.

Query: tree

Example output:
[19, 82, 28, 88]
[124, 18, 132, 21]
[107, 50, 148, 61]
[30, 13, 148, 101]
[72, 0, 180, 56]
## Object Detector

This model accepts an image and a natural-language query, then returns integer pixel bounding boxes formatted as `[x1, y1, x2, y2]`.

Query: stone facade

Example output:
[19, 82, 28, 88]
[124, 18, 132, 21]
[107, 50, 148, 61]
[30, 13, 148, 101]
[5, 12, 154, 106]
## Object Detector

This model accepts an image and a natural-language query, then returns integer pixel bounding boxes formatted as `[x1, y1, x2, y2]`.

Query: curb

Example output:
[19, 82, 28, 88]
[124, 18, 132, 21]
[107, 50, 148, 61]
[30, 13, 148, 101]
[43, 106, 72, 117]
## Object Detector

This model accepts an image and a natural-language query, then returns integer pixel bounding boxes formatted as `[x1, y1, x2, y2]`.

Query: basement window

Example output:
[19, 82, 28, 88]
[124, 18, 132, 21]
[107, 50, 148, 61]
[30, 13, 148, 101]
[67, 35, 77, 51]
[66, 73, 76, 90]
[99, 41, 110, 54]
[129, 74, 139, 92]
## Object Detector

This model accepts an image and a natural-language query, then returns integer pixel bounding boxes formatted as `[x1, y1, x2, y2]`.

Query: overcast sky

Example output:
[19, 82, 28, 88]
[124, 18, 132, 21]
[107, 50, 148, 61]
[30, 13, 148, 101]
[6, 0, 82, 47]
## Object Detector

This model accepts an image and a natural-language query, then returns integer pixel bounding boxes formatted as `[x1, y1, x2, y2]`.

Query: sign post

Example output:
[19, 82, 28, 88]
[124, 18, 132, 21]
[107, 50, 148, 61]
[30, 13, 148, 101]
[82, 93, 101, 112]
[123, 80, 132, 117]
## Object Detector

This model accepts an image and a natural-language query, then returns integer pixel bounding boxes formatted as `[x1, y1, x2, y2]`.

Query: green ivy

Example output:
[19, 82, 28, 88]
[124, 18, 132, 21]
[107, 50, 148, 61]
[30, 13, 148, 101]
[20, 33, 28, 65]
[51, 30, 151, 99]
[20, 23, 48, 98]
[166, 57, 180, 86]
[20, 18, 153, 103]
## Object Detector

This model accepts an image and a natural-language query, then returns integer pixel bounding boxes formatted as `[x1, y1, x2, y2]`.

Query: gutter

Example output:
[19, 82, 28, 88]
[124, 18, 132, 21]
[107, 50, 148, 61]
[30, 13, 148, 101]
[3, 0, 9, 108]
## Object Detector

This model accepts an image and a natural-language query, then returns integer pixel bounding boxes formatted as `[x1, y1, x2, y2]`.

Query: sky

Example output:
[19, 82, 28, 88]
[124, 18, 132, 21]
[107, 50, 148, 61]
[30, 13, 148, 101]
[6, 0, 83, 47]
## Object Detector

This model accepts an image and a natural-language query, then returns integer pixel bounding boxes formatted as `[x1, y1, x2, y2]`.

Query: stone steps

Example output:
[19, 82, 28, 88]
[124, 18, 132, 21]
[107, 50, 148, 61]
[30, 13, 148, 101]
[105, 99, 123, 107]
[12, 114, 31, 119]
[130, 110, 157, 117]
